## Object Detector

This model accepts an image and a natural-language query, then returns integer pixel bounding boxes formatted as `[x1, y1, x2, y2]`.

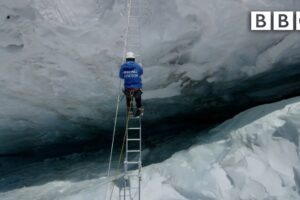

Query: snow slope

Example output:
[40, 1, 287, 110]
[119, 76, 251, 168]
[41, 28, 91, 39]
[1, 97, 300, 200]
[139, 96, 300, 200]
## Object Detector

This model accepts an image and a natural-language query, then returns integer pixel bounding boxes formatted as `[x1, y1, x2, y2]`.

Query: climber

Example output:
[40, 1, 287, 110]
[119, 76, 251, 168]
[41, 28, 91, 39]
[119, 52, 144, 117]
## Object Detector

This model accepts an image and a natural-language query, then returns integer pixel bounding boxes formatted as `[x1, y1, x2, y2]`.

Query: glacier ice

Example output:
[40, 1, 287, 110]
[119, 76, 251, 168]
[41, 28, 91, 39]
[1, 0, 300, 155]
[136, 97, 300, 200]
[1, 0, 300, 199]
[1, 96, 300, 200]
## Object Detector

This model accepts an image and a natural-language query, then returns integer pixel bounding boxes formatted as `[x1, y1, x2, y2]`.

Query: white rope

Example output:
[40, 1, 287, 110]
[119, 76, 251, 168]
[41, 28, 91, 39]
[107, 86, 121, 177]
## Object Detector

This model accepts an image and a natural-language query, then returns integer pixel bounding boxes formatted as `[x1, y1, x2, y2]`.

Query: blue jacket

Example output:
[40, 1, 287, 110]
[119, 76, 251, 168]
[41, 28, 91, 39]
[119, 61, 143, 89]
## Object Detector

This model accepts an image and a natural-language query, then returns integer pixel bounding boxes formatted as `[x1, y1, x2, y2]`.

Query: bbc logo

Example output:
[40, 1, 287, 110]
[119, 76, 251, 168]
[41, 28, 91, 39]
[251, 11, 300, 31]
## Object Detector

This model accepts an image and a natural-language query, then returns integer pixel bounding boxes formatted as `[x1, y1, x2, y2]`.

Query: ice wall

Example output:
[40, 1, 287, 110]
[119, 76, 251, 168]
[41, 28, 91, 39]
[0, 0, 300, 155]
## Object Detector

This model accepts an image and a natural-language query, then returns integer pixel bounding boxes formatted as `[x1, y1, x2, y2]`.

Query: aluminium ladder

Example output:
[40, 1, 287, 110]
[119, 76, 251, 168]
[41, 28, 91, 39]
[119, 0, 143, 199]
[124, 0, 142, 63]
[106, 0, 144, 199]
[119, 115, 142, 200]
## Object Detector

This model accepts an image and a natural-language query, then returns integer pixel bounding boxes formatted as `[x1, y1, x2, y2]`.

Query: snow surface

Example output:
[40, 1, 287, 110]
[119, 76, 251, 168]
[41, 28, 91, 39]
[1, 0, 300, 155]
[137, 97, 300, 200]
[1, 96, 300, 200]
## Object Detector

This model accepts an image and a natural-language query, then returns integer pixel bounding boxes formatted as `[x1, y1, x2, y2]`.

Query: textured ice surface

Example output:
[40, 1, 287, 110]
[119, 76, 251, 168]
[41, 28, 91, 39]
[138, 97, 300, 200]
[1, 96, 300, 200]
[1, 0, 300, 154]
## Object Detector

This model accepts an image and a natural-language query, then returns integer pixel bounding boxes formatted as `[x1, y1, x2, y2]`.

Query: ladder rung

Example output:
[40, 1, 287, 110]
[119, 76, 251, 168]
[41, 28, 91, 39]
[128, 138, 141, 141]
[128, 127, 140, 130]
[127, 150, 140, 153]
[126, 161, 140, 164]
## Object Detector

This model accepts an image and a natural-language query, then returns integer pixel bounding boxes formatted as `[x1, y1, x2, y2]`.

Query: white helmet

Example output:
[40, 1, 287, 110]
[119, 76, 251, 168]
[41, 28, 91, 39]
[126, 52, 135, 59]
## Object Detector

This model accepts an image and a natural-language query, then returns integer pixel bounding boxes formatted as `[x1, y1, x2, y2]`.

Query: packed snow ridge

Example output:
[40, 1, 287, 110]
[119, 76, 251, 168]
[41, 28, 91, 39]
[2, 96, 300, 200]
[136, 96, 300, 200]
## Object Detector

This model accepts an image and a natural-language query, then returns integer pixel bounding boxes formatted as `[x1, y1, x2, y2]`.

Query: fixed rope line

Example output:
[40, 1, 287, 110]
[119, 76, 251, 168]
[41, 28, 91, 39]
[107, 80, 121, 177]
[107, 0, 134, 180]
